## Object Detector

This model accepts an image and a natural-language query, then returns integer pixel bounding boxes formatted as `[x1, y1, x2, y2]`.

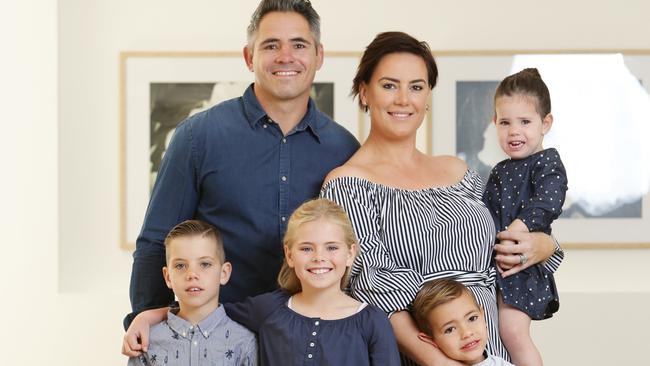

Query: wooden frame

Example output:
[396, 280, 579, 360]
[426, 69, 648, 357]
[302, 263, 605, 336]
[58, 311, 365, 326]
[429, 50, 650, 249]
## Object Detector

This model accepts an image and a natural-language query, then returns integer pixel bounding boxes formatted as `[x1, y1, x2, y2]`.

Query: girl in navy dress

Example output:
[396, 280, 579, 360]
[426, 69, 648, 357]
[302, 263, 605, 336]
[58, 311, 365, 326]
[225, 198, 400, 365]
[482, 68, 568, 366]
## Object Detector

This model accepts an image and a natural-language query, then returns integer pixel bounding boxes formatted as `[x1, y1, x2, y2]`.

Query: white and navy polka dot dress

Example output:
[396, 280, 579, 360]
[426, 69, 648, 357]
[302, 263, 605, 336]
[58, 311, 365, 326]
[482, 148, 568, 320]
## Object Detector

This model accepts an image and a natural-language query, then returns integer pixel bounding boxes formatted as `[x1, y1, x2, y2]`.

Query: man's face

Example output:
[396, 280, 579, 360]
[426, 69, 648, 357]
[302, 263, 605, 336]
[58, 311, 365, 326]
[244, 11, 323, 106]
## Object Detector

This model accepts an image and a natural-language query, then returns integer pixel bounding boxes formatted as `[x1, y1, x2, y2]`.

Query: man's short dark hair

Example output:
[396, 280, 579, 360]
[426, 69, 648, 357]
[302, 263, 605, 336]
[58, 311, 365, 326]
[247, 0, 321, 47]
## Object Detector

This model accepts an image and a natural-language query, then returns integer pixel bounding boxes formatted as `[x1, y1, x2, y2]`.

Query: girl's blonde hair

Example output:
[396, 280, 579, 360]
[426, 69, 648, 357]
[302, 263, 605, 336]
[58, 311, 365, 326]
[277, 198, 358, 294]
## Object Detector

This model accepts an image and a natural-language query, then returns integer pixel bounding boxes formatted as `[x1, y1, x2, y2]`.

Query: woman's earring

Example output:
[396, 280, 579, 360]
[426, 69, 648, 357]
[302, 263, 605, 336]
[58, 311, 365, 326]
[425, 104, 429, 112]
[362, 103, 369, 113]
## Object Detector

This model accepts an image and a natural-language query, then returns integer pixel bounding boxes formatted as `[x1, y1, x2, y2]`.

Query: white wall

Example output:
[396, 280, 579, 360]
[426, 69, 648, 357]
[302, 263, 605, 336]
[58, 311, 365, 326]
[17, 0, 644, 364]
[1, 0, 59, 363]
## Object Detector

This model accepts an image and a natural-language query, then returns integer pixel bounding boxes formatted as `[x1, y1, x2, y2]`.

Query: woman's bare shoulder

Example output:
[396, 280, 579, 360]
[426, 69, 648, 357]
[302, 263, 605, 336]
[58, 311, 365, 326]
[323, 160, 371, 185]
[431, 154, 467, 168]
[426, 155, 468, 180]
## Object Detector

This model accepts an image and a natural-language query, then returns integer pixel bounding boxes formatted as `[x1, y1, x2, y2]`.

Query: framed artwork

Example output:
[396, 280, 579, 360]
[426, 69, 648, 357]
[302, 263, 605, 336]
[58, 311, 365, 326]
[119, 51, 364, 250]
[430, 51, 650, 248]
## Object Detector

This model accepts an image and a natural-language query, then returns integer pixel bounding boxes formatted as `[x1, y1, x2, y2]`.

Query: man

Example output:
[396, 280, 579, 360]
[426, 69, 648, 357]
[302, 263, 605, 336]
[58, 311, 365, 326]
[125, 0, 359, 329]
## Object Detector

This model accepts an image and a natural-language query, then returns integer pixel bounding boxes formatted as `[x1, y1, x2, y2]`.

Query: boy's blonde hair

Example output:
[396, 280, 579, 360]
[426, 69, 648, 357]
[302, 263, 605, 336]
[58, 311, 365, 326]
[164, 219, 225, 263]
[277, 198, 357, 295]
[412, 279, 479, 336]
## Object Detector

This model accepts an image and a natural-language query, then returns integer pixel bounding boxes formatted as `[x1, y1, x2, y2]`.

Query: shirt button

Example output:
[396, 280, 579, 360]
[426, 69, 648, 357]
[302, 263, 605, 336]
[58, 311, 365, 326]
[282, 138, 287, 143]
[263, 124, 268, 128]
[182, 332, 186, 337]
[193, 341, 198, 346]
[189, 326, 193, 330]
[312, 331, 317, 336]
[281, 216, 286, 222]
[203, 331, 209, 337]
[281, 176, 287, 182]
[314, 321, 319, 326]
[310, 342, 315, 347]
[308, 354, 313, 359]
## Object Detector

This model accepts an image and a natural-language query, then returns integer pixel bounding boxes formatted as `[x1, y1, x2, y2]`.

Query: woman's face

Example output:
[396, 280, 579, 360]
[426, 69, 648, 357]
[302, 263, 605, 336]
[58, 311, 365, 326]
[360, 52, 430, 141]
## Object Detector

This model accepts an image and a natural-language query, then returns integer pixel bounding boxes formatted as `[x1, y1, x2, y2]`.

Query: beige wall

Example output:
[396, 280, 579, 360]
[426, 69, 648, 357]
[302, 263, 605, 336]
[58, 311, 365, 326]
[3, 0, 648, 364]
[1, 0, 59, 363]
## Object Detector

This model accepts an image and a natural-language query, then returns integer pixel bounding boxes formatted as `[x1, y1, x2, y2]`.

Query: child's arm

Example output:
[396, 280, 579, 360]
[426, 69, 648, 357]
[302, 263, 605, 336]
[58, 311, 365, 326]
[122, 307, 169, 357]
[389, 311, 465, 366]
[517, 149, 568, 232]
[367, 307, 401, 365]
[224, 290, 286, 332]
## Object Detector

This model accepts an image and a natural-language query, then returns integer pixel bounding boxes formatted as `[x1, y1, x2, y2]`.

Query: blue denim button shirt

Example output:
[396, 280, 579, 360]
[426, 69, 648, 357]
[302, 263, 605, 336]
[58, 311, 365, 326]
[126, 84, 359, 328]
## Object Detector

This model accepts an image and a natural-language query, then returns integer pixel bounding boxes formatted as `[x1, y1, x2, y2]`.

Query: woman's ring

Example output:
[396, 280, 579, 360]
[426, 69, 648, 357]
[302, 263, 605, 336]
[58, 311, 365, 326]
[518, 253, 528, 265]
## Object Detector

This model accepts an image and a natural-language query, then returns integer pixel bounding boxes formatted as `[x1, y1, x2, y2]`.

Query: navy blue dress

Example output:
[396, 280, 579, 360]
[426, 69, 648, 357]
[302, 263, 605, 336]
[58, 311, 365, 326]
[482, 148, 568, 320]
[225, 290, 400, 366]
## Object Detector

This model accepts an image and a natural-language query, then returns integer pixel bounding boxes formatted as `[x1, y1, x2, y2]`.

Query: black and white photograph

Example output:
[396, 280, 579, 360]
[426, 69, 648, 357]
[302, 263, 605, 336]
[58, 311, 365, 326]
[433, 52, 650, 246]
[149, 81, 334, 189]
[121, 52, 360, 249]
[455, 80, 643, 219]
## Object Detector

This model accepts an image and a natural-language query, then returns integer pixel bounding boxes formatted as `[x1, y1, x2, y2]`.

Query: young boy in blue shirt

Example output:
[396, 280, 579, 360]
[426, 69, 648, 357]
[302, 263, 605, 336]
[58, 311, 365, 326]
[128, 220, 257, 366]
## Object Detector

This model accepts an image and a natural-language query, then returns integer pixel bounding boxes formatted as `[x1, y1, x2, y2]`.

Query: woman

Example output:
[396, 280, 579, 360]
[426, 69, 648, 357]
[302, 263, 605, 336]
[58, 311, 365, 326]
[320, 32, 563, 366]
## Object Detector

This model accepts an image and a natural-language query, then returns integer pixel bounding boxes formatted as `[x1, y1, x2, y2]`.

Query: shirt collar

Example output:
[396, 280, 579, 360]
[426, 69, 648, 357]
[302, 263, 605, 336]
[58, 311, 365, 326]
[166, 305, 229, 340]
[242, 83, 322, 142]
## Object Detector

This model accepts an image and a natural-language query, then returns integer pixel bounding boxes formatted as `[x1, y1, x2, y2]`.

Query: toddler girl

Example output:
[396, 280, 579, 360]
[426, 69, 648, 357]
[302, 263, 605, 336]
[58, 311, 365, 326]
[482, 68, 568, 366]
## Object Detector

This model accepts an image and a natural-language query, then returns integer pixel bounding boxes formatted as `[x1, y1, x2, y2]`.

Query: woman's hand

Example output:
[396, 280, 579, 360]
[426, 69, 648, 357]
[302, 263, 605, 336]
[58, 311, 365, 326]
[494, 239, 517, 272]
[495, 219, 529, 272]
[122, 307, 169, 357]
[494, 231, 555, 278]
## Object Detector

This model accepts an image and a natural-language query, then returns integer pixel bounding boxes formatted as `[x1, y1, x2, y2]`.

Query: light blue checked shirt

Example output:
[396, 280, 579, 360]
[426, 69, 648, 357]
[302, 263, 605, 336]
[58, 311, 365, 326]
[128, 305, 257, 366]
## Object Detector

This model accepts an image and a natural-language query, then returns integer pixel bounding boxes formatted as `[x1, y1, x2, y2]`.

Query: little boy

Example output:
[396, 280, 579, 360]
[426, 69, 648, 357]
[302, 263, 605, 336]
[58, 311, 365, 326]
[128, 220, 257, 366]
[412, 279, 513, 366]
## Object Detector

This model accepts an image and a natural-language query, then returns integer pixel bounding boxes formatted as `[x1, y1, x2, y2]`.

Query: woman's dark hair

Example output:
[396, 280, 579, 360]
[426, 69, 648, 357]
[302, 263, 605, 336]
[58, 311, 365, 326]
[494, 68, 551, 118]
[352, 31, 438, 111]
